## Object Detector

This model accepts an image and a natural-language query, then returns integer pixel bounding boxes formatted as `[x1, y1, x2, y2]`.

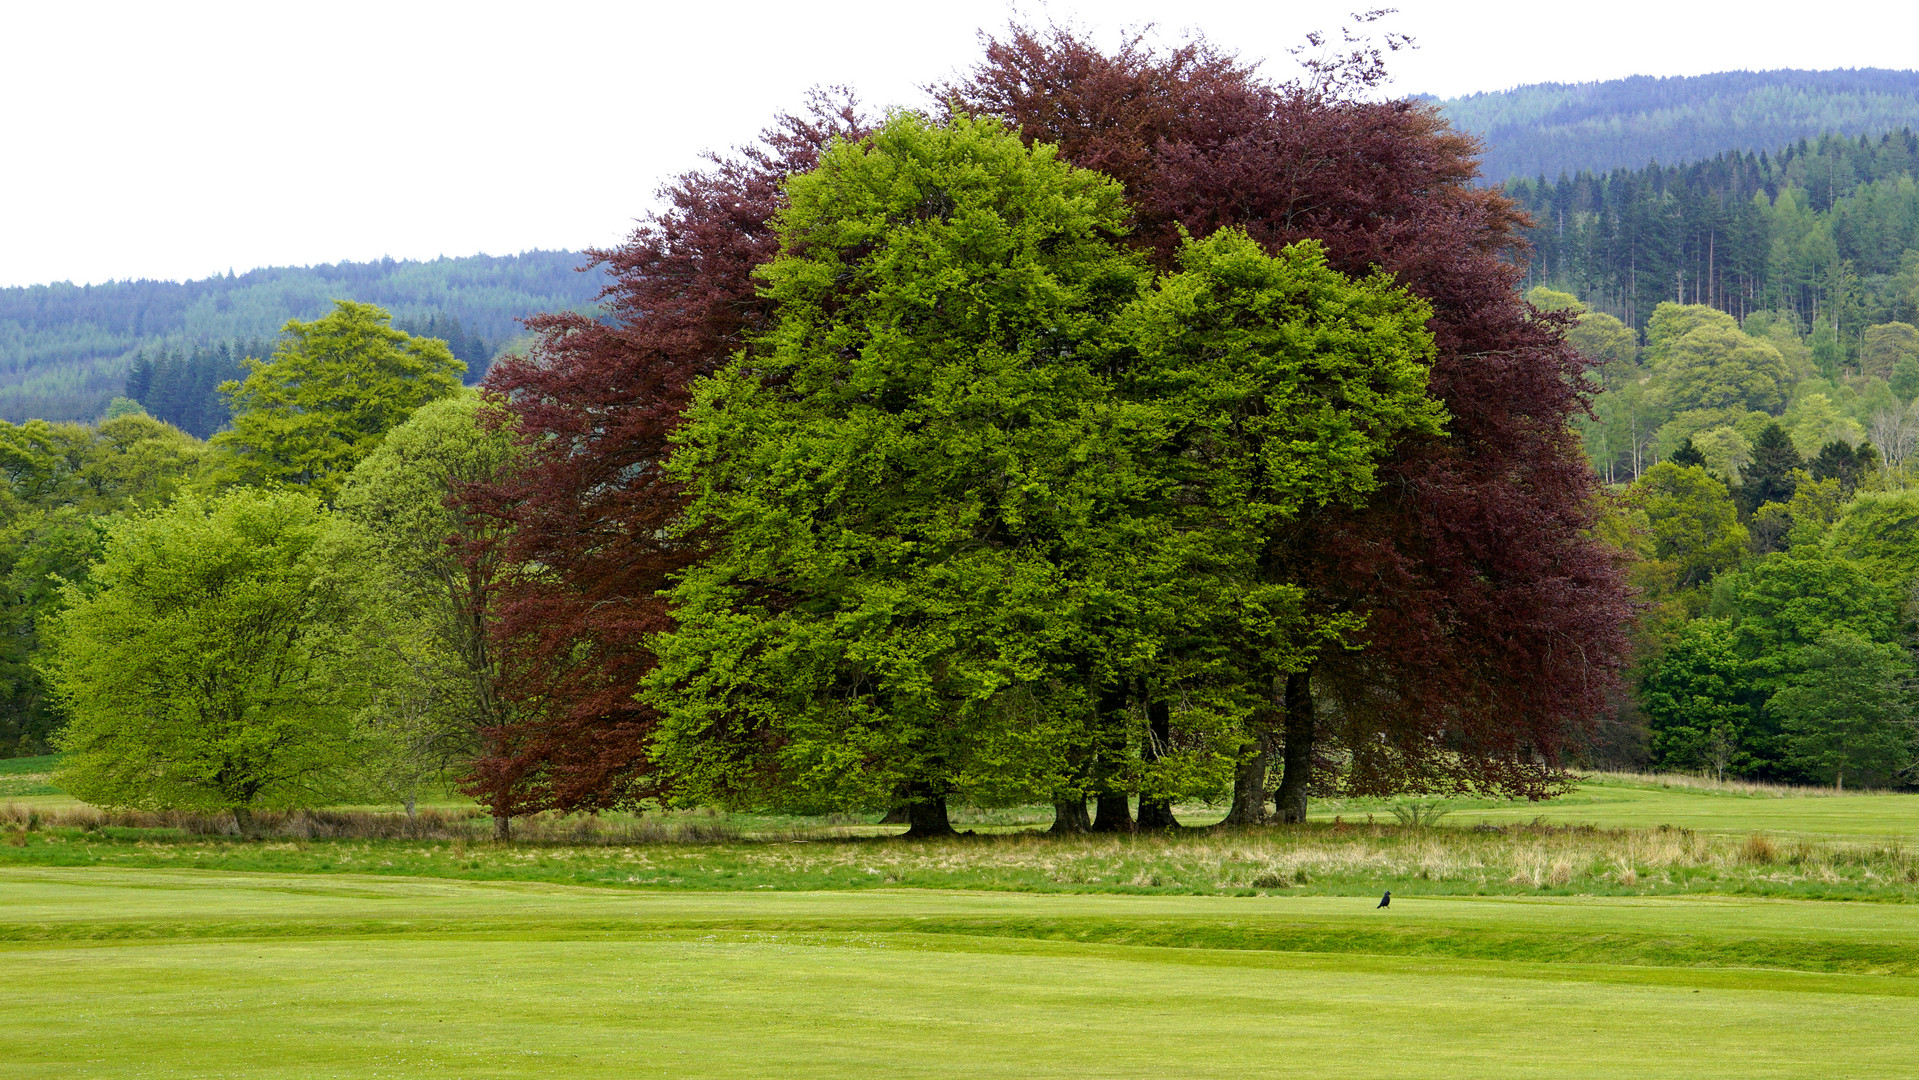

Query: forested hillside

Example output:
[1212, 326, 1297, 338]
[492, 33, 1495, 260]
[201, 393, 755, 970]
[1438, 69, 1919, 182]
[1509, 129, 1919, 332]
[0, 251, 605, 424]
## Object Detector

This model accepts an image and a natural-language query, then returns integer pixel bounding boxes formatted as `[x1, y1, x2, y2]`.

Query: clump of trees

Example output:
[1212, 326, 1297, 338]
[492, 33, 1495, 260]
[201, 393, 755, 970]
[1592, 317, 1919, 784]
[3, 299, 521, 822]
[465, 24, 1633, 833]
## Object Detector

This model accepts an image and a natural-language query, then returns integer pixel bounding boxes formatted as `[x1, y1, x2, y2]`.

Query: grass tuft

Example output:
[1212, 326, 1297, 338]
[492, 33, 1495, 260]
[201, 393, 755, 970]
[1742, 832, 1781, 864]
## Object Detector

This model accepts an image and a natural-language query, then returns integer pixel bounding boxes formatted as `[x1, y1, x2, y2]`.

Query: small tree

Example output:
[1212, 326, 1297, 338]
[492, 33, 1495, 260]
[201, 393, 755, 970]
[214, 301, 463, 503]
[45, 489, 372, 819]
[1770, 631, 1917, 790]
[338, 393, 518, 827]
[1641, 619, 1754, 778]
[1738, 423, 1803, 516]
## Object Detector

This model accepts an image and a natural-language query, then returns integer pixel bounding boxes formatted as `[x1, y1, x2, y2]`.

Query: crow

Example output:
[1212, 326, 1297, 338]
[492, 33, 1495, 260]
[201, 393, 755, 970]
[1377, 890, 1391, 908]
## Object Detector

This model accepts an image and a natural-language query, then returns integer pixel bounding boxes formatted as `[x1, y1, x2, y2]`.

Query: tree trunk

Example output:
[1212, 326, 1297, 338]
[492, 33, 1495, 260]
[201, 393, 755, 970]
[1135, 698, 1178, 830]
[1275, 668, 1315, 824]
[404, 795, 417, 820]
[1221, 733, 1271, 826]
[902, 788, 956, 838]
[493, 812, 511, 841]
[1091, 792, 1133, 832]
[1089, 679, 1133, 833]
[1049, 798, 1092, 834]
[878, 806, 911, 825]
[1135, 799, 1178, 830]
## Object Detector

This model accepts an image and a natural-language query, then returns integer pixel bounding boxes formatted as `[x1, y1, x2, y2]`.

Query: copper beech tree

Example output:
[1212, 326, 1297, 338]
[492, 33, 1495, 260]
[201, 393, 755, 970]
[461, 97, 864, 825]
[465, 25, 1632, 828]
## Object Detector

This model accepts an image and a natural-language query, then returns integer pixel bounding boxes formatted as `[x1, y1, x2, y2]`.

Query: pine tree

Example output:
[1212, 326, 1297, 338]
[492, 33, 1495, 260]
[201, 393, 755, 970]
[1740, 423, 1804, 513]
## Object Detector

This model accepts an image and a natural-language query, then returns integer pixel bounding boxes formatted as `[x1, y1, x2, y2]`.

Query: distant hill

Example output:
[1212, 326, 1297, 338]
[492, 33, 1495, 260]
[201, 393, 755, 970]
[1435, 69, 1919, 182]
[0, 251, 607, 424]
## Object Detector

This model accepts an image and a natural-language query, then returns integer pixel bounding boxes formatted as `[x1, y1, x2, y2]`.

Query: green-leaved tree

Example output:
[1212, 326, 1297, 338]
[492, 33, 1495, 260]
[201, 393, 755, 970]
[1770, 631, 1916, 790]
[45, 489, 375, 818]
[337, 393, 518, 822]
[647, 113, 1442, 833]
[213, 301, 463, 503]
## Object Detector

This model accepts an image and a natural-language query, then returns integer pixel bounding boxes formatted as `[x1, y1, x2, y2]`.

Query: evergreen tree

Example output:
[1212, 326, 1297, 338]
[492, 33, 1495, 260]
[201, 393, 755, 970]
[1740, 423, 1804, 514]
[1810, 439, 1869, 493]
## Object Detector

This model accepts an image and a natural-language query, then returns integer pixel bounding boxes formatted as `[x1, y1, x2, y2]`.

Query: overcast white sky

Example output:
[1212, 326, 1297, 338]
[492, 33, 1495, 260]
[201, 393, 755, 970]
[5, 0, 1917, 289]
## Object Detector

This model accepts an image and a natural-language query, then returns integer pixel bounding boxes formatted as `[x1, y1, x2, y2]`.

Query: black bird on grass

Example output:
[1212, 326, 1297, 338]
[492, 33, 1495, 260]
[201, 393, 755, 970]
[1377, 891, 1391, 909]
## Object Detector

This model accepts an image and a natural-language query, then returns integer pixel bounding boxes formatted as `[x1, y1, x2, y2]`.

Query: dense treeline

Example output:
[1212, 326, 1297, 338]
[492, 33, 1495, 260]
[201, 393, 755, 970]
[122, 340, 261, 437]
[1439, 69, 1919, 183]
[3, 301, 499, 790]
[117, 316, 495, 439]
[1510, 130, 1919, 334]
[0, 251, 605, 424]
[1539, 284, 1919, 784]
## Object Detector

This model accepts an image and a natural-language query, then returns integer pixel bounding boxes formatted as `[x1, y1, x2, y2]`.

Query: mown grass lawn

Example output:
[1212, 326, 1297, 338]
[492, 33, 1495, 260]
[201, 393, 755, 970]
[1361, 773, 1919, 838]
[3, 867, 1917, 1079]
[8, 771, 1919, 1077]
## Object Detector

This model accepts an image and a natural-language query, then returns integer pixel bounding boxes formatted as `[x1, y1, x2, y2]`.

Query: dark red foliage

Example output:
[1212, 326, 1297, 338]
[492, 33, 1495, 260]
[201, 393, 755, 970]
[950, 25, 1633, 797]
[461, 97, 862, 815]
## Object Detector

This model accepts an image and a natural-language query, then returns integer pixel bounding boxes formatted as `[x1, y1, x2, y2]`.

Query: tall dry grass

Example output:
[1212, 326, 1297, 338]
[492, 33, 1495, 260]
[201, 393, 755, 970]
[0, 803, 745, 845]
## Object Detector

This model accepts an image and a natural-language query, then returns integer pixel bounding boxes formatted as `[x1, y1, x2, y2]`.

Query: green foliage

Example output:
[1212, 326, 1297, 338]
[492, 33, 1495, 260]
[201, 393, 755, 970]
[1781, 392, 1863, 456]
[1651, 322, 1790, 415]
[1827, 489, 1919, 589]
[336, 393, 519, 808]
[1862, 322, 1919, 380]
[1667, 439, 1706, 468]
[45, 489, 374, 812]
[1565, 310, 1634, 368]
[0, 415, 206, 756]
[212, 301, 463, 504]
[651, 113, 1154, 812]
[1623, 462, 1747, 595]
[1770, 632, 1917, 789]
[1525, 286, 1583, 313]
[1810, 323, 1844, 380]
[1738, 423, 1803, 513]
[122, 339, 259, 438]
[1892, 356, 1919, 401]
[648, 114, 1440, 814]
[1641, 619, 1754, 777]
[1718, 549, 1899, 693]
[1645, 304, 1737, 365]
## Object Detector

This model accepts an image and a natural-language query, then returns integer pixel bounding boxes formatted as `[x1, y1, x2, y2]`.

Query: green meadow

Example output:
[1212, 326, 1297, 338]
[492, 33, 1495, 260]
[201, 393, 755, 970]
[7, 773, 1919, 1078]
[4, 869, 1918, 1079]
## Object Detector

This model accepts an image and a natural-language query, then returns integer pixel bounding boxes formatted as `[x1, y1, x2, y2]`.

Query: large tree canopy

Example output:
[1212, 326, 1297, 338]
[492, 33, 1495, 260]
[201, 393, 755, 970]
[648, 113, 1152, 828]
[0, 415, 204, 756]
[644, 115, 1444, 832]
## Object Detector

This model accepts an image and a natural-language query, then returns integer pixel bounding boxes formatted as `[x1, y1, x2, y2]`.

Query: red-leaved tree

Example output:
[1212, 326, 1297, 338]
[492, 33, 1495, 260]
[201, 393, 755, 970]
[948, 23, 1632, 819]
[461, 97, 863, 829]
